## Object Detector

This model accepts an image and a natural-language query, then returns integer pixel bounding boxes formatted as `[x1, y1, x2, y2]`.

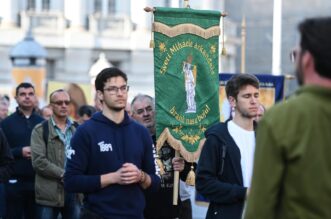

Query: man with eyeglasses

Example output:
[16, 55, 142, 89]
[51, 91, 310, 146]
[0, 82, 44, 219]
[64, 67, 160, 219]
[31, 89, 80, 219]
[244, 17, 331, 219]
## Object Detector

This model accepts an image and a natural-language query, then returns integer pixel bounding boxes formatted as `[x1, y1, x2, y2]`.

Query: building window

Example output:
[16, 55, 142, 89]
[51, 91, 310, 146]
[42, 0, 50, 11]
[108, 0, 116, 14]
[165, 0, 171, 7]
[94, 0, 116, 15]
[94, 0, 102, 13]
[26, 0, 36, 10]
[26, 0, 51, 11]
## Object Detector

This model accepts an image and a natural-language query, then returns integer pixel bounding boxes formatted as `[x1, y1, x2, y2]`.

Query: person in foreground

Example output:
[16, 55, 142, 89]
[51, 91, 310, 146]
[64, 67, 160, 219]
[196, 74, 260, 219]
[244, 17, 331, 219]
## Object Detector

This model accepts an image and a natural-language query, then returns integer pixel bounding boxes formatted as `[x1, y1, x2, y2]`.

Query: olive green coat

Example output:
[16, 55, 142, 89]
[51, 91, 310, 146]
[31, 120, 77, 207]
[245, 86, 331, 219]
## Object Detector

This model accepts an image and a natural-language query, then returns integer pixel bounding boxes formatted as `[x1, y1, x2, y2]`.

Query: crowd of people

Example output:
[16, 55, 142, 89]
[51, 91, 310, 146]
[0, 16, 331, 219]
[0, 68, 195, 219]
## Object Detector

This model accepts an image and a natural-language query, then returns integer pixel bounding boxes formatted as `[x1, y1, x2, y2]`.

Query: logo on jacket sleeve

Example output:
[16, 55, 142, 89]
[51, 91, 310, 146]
[98, 141, 113, 152]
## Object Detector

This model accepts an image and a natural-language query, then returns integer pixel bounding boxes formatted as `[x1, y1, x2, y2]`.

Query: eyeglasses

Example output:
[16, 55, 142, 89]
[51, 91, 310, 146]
[51, 100, 70, 106]
[103, 85, 129, 95]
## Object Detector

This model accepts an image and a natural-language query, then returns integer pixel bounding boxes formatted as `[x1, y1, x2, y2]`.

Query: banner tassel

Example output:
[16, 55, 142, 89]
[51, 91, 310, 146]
[185, 164, 195, 186]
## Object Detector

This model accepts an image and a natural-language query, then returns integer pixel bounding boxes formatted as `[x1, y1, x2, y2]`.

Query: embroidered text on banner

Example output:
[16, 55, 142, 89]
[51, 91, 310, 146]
[153, 7, 221, 162]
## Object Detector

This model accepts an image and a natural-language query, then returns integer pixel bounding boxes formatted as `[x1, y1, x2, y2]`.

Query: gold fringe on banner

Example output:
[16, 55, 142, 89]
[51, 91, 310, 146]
[156, 158, 165, 175]
[156, 128, 205, 163]
[152, 22, 220, 39]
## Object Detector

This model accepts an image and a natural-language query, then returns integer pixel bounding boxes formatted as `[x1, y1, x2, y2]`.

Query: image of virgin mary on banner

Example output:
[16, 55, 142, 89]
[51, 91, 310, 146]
[153, 7, 221, 163]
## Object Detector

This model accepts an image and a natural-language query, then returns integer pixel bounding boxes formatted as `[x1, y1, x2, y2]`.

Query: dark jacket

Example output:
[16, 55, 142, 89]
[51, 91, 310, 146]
[0, 108, 44, 181]
[196, 121, 247, 219]
[0, 128, 14, 182]
[64, 112, 160, 219]
[144, 135, 193, 219]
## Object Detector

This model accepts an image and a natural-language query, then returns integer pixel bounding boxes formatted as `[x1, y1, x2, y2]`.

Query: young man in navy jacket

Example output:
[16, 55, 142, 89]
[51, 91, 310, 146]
[64, 67, 160, 219]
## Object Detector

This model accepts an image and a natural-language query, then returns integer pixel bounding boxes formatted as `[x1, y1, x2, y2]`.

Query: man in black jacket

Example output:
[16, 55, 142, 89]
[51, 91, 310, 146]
[0, 128, 14, 218]
[196, 74, 260, 219]
[0, 128, 13, 184]
[0, 83, 44, 219]
[131, 94, 186, 219]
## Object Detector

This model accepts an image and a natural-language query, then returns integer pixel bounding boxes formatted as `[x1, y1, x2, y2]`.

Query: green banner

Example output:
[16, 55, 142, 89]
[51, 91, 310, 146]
[153, 7, 220, 162]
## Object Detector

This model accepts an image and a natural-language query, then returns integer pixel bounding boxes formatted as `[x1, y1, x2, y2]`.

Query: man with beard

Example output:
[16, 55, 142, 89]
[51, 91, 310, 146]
[196, 74, 260, 219]
[64, 67, 160, 219]
[244, 17, 331, 219]
[131, 94, 185, 219]
[0, 83, 44, 218]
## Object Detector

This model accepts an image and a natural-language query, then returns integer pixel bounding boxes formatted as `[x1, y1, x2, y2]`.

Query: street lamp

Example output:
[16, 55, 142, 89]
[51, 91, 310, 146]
[9, 29, 47, 101]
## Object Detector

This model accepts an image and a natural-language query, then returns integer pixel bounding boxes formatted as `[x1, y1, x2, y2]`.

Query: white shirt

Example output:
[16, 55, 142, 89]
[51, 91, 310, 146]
[228, 120, 255, 187]
[179, 180, 193, 201]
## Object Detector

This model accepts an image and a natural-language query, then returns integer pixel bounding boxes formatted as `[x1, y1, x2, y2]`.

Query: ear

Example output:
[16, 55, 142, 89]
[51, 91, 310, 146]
[228, 96, 236, 108]
[301, 51, 316, 74]
[96, 90, 104, 102]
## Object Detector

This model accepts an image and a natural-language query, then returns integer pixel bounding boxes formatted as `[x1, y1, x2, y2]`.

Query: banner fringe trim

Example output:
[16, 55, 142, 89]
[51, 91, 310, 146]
[156, 128, 205, 162]
[152, 22, 220, 39]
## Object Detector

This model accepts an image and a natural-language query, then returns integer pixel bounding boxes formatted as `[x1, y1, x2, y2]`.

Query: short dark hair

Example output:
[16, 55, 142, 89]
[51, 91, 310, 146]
[95, 67, 128, 92]
[225, 74, 259, 99]
[299, 17, 331, 79]
[78, 105, 97, 117]
[15, 82, 35, 96]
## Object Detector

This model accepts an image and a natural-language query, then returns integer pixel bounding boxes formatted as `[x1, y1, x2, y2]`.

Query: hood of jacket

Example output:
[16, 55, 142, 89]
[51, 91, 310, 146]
[90, 111, 133, 127]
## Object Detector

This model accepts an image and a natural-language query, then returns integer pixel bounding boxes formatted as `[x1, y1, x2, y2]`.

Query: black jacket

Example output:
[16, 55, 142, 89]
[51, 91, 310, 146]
[144, 135, 194, 219]
[0, 108, 44, 181]
[196, 121, 247, 219]
[0, 128, 14, 182]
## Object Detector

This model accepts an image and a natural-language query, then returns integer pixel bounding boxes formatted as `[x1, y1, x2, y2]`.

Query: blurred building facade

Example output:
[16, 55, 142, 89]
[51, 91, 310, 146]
[0, 0, 239, 101]
[225, 0, 331, 95]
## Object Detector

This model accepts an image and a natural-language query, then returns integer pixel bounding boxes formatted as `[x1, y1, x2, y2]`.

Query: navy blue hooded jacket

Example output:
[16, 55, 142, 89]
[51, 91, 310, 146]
[64, 112, 160, 219]
[0, 108, 43, 181]
[196, 121, 247, 219]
